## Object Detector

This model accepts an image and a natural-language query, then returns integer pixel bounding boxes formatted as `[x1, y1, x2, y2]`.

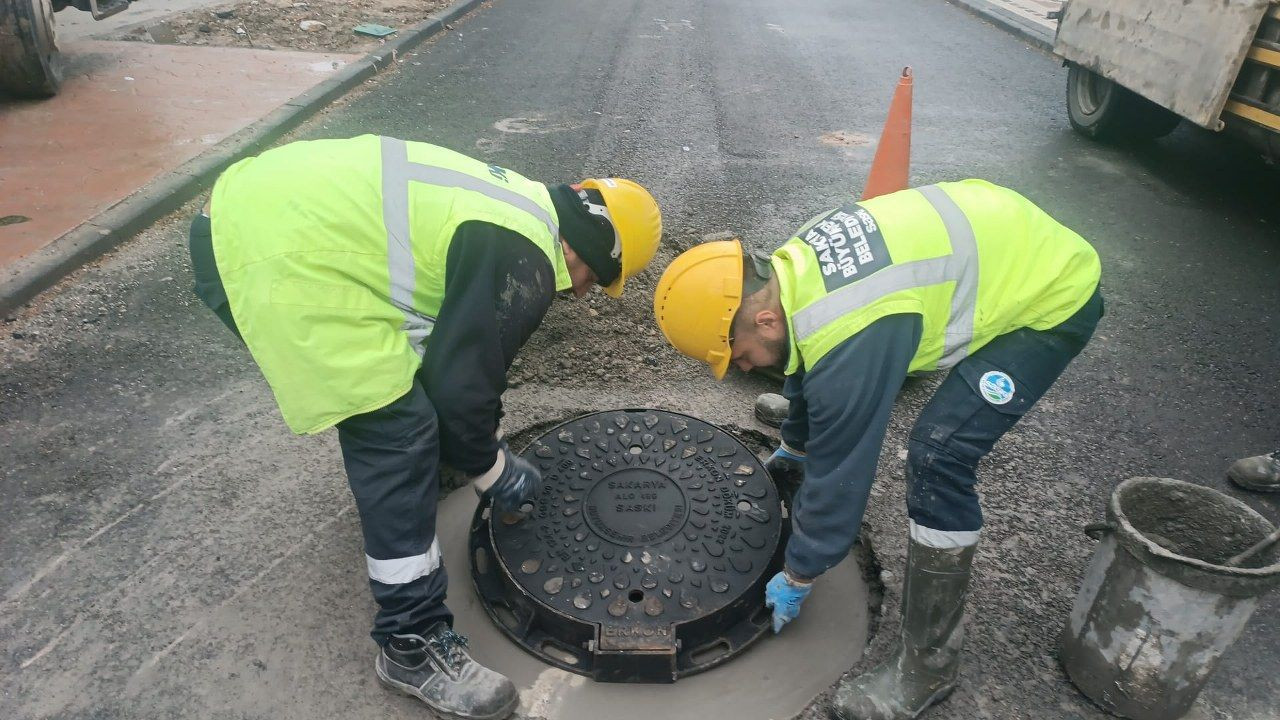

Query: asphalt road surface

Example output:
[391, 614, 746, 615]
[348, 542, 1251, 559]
[2, 0, 1278, 718]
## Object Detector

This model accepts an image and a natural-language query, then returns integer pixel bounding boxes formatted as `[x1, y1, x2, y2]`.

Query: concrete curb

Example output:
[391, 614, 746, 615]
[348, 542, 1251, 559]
[945, 0, 1055, 52]
[0, 0, 485, 317]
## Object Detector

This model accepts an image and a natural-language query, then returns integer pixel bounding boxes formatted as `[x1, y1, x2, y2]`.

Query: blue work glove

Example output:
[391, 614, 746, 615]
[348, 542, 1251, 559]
[765, 445, 806, 507]
[477, 443, 543, 513]
[768, 445, 807, 463]
[764, 570, 813, 634]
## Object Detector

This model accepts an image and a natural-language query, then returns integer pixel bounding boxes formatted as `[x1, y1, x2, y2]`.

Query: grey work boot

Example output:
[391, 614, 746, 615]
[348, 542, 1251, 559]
[376, 622, 519, 720]
[1227, 451, 1280, 492]
[830, 538, 978, 720]
[755, 392, 789, 427]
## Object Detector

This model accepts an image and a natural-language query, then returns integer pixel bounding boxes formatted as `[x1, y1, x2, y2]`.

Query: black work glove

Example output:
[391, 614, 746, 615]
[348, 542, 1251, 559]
[476, 443, 543, 512]
[765, 445, 806, 509]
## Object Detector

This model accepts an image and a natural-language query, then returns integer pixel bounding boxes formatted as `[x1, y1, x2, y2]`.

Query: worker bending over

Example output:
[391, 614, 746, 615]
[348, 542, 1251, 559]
[653, 179, 1100, 720]
[189, 135, 661, 720]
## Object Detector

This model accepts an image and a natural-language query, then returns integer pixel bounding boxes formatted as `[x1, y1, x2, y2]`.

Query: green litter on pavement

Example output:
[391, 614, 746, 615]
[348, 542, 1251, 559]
[353, 23, 396, 38]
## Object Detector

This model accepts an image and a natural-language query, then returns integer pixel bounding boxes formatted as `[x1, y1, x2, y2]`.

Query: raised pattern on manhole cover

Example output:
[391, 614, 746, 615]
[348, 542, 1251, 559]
[469, 409, 785, 683]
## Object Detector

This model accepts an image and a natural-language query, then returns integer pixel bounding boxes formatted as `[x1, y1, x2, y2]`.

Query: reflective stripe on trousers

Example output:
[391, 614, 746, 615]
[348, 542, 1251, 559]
[366, 536, 443, 585]
[379, 136, 561, 357]
[910, 519, 980, 549]
[791, 185, 980, 369]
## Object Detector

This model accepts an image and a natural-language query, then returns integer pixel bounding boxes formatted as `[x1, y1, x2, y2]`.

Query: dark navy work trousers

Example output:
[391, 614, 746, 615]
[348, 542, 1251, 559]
[906, 289, 1104, 534]
[336, 381, 453, 645]
[189, 214, 452, 646]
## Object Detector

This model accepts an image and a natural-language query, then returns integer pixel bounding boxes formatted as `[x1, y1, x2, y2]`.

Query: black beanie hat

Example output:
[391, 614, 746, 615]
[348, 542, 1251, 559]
[548, 183, 621, 287]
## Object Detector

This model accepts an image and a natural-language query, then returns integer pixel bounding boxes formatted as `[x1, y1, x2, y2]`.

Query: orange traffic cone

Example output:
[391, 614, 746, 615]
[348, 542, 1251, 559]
[861, 67, 913, 201]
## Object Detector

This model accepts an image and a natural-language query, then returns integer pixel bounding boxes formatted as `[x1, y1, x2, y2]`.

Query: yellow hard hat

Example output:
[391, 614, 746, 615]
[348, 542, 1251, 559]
[653, 239, 744, 380]
[581, 178, 662, 298]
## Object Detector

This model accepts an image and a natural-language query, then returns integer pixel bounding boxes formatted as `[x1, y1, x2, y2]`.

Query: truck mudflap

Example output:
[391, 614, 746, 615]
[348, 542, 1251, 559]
[1054, 0, 1272, 129]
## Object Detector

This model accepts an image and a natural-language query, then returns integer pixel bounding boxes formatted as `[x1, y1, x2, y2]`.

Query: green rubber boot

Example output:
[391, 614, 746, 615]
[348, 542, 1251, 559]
[755, 392, 789, 428]
[1227, 451, 1280, 492]
[830, 538, 978, 720]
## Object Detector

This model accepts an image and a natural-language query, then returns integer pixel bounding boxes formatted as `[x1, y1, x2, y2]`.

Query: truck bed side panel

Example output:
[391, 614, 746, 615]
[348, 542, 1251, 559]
[1054, 0, 1271, 129]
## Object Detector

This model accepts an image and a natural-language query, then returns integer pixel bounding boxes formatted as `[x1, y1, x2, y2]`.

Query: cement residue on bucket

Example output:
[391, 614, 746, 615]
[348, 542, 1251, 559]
[1123, 480, 1279, 569]
[1061, 477, 1280, 720]
[1109, 478, 1280, 586]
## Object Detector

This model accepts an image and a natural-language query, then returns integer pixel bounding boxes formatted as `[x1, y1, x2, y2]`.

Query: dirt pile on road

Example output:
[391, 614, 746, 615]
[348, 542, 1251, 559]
[507, 231, 715, 391]
[124, 0, 449, 53]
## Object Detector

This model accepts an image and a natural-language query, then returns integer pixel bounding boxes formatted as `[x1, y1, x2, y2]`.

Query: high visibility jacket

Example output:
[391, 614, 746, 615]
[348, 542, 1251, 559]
[773, 179, 1100, 375]
[210, 135, 572, 434]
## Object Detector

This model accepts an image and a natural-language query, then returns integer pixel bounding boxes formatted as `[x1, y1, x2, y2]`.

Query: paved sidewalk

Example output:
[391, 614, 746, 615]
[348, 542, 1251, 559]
[53, 0, 229, 41]
[0, 0, 480, 315]
[0, 40, 358, 269]
[949, 0, 1059, 49]
[987, 0, 1059, 30]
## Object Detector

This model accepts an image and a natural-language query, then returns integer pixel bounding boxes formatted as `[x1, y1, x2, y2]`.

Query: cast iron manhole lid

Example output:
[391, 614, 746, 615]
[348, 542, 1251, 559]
[469, 409, 785, 683]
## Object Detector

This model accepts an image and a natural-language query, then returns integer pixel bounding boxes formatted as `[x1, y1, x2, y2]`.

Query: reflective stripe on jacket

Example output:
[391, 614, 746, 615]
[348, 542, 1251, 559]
[774, 179, 1101, 375]
[211, 135, 571, 433]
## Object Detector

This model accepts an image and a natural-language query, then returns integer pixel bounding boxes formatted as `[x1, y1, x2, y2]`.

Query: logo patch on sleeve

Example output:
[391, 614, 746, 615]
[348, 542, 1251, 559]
[798, 204, 892, 292]
[978, 371, 1016, 405]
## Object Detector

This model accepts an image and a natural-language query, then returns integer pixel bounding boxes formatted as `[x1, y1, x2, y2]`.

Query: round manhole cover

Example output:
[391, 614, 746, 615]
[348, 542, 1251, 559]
[469, 409, 785, 683]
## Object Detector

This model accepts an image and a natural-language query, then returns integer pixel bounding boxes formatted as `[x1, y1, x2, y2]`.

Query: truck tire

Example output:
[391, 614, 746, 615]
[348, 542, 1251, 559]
[1067, 64, 1181, 142]
[0, 0, 61, 98]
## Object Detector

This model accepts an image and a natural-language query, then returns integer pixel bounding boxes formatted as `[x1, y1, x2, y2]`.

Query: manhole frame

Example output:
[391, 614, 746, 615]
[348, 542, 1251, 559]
[469, 408, 787, 683]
